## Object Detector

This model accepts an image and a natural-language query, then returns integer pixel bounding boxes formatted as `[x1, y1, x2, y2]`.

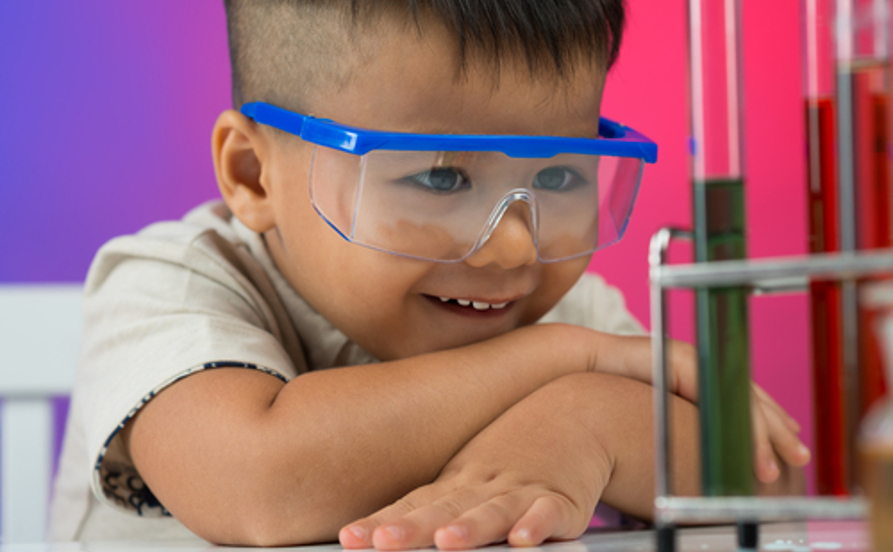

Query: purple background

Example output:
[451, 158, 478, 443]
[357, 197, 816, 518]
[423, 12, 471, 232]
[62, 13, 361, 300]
[1, 1, 228, 282]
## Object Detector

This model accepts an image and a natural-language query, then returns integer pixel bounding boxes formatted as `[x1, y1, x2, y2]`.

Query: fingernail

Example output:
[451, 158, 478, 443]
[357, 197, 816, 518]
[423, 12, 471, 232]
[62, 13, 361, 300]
[798, 444, 811, 461]
[446, 525, 467, 541]
[384, 525, 405, 542]
[513, 528, 533, 546]
[347, 525, 367, 542]
[768, 458, 779, 476]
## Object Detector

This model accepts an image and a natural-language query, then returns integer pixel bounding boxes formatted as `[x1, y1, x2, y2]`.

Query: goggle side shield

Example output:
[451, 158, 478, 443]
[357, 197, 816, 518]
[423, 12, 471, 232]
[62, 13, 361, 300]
[309, 146, 646, 263]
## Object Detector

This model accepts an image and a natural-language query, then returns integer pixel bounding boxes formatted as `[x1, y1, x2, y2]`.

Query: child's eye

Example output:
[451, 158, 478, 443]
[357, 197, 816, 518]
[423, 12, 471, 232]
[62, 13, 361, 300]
[533, 166, 586, 191]
[402, 167, 471, 193]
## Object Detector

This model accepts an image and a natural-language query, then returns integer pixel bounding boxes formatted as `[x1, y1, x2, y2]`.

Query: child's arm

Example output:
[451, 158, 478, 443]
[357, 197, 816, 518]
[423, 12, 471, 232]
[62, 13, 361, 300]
[125, 324, 802, 546]
[340, 372, 703, 551]
[125, 323, 666, 546]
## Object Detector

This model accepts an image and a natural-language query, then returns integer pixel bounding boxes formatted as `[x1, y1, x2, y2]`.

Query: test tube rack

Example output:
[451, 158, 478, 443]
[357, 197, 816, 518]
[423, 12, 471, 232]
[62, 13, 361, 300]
[648, 226, 893, 552]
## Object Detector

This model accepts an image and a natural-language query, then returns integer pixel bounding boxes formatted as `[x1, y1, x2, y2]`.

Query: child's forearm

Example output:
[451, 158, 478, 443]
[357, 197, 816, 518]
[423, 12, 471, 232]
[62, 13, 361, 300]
[571, 373, 701, 519]
[125, 323, 605, 545]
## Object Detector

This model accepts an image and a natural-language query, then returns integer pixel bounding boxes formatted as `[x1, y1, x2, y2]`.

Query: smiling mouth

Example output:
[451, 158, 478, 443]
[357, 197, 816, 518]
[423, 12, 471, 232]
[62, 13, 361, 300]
[427, 295, 511, 312]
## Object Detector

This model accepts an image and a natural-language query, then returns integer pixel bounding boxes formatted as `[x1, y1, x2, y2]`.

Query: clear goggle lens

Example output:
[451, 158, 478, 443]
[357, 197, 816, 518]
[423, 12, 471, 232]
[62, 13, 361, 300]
[310, 146, 644, 263]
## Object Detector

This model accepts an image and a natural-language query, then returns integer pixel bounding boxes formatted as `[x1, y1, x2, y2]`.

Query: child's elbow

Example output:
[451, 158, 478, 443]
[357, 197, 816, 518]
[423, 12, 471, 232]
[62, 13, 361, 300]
[180, 494, 343, 547]
[140, 440, 349, 546]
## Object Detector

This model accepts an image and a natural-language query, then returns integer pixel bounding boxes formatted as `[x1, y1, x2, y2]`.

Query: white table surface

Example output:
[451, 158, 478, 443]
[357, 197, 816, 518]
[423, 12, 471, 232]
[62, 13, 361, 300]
[0, 521, 868, 552]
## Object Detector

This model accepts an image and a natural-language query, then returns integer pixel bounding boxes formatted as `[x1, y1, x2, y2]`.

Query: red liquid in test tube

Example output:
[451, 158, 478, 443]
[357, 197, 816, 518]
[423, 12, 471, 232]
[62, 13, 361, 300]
[805, 96, 849, 495]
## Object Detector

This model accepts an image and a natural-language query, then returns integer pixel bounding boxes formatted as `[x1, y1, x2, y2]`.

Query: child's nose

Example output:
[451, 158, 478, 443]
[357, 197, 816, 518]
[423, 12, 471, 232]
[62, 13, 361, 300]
[464, 202, 537, 269]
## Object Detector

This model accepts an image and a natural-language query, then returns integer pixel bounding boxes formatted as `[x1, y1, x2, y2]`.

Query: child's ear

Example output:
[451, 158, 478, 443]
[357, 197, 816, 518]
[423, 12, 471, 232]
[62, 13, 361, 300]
[212, 109, 276, 233]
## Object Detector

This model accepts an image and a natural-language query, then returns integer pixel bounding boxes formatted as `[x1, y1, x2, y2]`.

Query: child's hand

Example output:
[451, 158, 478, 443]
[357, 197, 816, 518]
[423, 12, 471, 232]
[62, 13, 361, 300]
[661, 341, 811, 483]
[599, 335, 811, 482]
[751, 383, 811, 483]
[340, 454, 604, 551]
[339, 372, 701, 550]
[339, 376, 612, 551]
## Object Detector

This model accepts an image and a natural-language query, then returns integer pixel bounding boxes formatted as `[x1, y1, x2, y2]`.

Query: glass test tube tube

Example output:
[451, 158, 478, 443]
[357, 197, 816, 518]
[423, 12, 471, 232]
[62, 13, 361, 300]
[688, 0, 753, 496]
[848, 0, 891, 419]
[804, 0, 849, 496]
[836, 0, 892, 492]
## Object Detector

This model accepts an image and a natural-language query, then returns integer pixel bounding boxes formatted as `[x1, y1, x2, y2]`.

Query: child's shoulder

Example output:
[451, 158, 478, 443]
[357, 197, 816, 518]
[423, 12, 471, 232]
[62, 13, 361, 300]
[79, 198, 303, 394]
[94, 200, 246, 265]
[85, 200, 265, 296]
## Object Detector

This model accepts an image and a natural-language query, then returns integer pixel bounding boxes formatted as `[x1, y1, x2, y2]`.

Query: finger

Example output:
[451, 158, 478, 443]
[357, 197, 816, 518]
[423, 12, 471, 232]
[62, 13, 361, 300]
[752, 384, 801, 433]
[341, 502, 415, 548]
[340, 524, 373, 549]
[751, 391, 780, 484]
[508, 495, 582, 547]
[371, 488, 486, 550]
[750, 387, 811, 466]
[433, 492, 528, 550]
[761, 402, 811, 468]
[341, 486, 443, 549]
[757, 386, 801, 432]
[668, 340, 699, 403]
[762, 396, 802, 434]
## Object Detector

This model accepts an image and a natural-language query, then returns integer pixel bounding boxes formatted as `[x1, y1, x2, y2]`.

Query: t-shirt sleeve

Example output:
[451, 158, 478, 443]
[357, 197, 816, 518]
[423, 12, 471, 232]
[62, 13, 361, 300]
[539, 272, 646, 335]
[76, 227, 302, 518]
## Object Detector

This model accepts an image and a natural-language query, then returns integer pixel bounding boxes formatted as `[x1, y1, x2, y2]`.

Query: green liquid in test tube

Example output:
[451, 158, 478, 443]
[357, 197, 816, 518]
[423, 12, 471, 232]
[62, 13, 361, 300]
[693, 177, 752, 495]
[688, 0, 754, 496]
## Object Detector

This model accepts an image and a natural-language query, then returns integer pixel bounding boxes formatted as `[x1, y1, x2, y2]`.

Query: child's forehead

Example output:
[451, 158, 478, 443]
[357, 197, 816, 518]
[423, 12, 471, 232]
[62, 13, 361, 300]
[299, 22, 606, 139]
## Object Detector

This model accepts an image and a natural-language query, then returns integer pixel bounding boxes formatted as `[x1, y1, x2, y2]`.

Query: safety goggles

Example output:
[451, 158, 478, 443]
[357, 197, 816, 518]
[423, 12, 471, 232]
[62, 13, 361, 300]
[241, 102, 657, 263]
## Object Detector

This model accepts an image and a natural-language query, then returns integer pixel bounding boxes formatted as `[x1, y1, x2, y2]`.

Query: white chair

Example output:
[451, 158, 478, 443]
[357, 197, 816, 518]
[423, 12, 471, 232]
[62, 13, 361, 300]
[0, 284, 81, 543]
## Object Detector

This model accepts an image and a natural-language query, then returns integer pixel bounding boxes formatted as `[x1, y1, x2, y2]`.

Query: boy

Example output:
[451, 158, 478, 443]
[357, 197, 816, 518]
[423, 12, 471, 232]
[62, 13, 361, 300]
[50, 0, 809, 549]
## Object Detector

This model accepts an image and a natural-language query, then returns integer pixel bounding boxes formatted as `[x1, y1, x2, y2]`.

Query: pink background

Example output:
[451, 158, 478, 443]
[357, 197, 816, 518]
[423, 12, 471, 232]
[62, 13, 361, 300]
[0, 2, 813, 485]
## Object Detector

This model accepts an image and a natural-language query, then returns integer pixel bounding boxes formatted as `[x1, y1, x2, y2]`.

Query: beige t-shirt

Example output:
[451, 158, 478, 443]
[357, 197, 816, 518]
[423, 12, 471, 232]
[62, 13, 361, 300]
[49, 200, 644, 542]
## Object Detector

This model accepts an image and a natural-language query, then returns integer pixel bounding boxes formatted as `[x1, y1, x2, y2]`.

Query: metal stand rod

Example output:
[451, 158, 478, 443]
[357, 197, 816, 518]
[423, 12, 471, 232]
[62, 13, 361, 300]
[655, 496, 867, 523]
[651, 228, 690, 500]
[650, 228, 691, 552]
[655, 248, 893, 289]
[841, 279, 860, 491]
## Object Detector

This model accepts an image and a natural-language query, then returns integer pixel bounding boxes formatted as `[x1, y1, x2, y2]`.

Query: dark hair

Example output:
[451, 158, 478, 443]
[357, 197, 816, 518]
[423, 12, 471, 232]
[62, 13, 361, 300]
[223, 0, 625, 111]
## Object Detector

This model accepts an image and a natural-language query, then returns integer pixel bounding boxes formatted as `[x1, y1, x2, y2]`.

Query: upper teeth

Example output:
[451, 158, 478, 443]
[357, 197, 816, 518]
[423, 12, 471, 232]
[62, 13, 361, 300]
[439, 297, 508, 310]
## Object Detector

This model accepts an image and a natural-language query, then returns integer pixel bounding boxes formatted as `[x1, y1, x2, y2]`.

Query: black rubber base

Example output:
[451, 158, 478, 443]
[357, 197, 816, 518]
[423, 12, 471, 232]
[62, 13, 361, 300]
[737, 521, 759, 549]
[656, 525, 676, 552]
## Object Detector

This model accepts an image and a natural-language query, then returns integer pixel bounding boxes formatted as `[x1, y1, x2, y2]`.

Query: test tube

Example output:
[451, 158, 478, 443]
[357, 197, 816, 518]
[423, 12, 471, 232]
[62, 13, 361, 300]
[687, 0, 753, 496]
[836, 0, 892, 492]
[845, 0, 891, 420]
[804, 0, 849, 496]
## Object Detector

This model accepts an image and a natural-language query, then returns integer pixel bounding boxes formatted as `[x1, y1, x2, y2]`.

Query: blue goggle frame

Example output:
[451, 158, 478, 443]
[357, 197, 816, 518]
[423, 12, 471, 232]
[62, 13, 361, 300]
[240, 101, 658, 162]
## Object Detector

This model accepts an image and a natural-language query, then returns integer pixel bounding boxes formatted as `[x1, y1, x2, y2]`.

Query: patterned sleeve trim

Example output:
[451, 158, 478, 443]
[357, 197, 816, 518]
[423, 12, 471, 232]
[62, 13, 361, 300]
[91, 361, 288, 517]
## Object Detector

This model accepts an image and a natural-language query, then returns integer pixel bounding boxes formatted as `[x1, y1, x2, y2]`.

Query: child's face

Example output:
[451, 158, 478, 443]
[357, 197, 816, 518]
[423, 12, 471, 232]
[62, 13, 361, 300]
[256, 22, 605, 361]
